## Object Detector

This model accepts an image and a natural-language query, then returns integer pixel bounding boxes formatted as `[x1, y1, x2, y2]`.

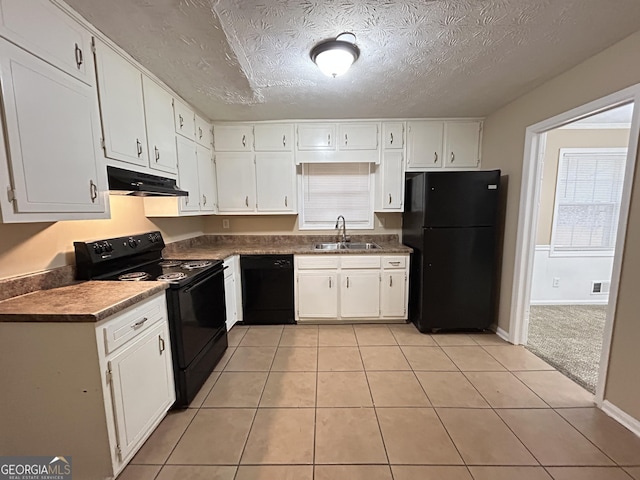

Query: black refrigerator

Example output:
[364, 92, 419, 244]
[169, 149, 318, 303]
[402, 170, 501, 332]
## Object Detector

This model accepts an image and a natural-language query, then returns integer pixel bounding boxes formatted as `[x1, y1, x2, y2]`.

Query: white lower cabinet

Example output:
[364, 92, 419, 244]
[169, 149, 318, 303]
[0, 293, 174, 480]
[224, 255, 243, 330]
[295, 254, 409, 323]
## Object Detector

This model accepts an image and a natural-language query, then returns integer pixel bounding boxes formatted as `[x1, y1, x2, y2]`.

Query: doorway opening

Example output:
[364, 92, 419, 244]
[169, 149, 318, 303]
[509, 84, 640, 405]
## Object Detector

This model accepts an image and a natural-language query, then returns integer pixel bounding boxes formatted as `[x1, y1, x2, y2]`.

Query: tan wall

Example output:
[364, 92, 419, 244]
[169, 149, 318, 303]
[536, 128, 630, 245]
[482, 30, 640, 419]
[0, 196, 204, 279]
[204, 212, 403, 236]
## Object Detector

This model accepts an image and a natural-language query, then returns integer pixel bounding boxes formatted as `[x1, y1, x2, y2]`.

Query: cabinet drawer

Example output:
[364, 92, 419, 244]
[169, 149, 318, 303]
[102, 295, 166, 354]
[382, 256, 407, 269]
[295, 255, 340, 269]
[340, 255, 381, 269]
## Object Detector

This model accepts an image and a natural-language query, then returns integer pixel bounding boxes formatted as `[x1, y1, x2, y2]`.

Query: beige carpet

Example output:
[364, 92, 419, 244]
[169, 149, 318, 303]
[527, 304, 607, 394]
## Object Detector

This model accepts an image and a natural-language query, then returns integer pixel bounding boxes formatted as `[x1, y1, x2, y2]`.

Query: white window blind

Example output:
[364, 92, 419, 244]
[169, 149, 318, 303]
[300, 163, 373, 229]
[551, 148, 626, 255]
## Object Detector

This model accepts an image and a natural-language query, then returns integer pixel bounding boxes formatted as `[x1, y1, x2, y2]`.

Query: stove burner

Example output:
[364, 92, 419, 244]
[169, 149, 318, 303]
[181, 261, 212, 270]
[159, 260, 182, 268]
[118, 272, 150, 281]
[157, 272, 187, 282]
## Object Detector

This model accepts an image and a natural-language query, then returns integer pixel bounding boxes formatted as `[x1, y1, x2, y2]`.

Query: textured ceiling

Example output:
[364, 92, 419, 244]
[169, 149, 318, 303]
[64, 0, 640, 121]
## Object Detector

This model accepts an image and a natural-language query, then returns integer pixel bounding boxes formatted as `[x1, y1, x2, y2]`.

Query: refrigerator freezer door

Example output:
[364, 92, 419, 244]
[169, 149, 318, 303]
[414, 226, 496, 331]
[422, 170, 500, 227]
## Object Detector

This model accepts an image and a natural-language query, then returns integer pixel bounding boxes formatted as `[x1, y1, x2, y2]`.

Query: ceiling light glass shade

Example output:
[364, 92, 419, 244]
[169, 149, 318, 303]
[310, 34, 360, 77]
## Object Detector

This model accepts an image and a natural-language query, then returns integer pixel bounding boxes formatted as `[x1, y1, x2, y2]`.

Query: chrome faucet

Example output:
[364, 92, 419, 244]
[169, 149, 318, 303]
[335, 215, 348, 244]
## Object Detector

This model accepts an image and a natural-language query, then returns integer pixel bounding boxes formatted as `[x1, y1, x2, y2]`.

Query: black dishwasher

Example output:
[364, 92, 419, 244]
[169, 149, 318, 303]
[240, 255, 295, 324]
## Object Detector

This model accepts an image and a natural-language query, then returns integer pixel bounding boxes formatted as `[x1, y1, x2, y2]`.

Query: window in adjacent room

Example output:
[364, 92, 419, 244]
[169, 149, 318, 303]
[299, 162, 374, 229]
[550, 148, 627, 256]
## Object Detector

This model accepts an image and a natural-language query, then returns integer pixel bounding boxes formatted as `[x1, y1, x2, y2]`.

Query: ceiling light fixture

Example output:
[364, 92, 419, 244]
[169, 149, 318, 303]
[310, 32, 360, 78]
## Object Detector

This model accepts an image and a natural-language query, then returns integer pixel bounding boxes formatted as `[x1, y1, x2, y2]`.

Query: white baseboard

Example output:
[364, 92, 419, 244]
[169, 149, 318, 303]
[489, 324, 511, 343]
[530, 300, 609, 306]
[601, 400, 640, 438]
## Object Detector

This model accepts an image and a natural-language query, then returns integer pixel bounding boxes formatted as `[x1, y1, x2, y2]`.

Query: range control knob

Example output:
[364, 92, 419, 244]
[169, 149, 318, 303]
[128, 238, 138, 248]
[103, 242, 113, 253]
[92, 243, 103, 254]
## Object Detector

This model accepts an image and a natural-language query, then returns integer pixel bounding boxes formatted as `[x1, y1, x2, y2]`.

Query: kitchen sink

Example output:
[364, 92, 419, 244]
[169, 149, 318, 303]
[313, 242, 381, 250]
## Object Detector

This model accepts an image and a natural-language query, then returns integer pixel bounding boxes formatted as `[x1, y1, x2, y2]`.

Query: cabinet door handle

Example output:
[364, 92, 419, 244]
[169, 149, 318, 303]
[159, 335, 165, 354]
[344, 133, 348, 146]
[245, 195, 249, 207]
[136, 139, 142, 157]
[329, 277, 332, 288]
[390, 276, 393, 287]
[346, 277, 350, 288]
[434, 152, 438, 163]
[198, 127, 203, 139]
[283, 135, 286, 147]
[154, 146, 160, 162]
[242, 135, 246, 147]
[179, 114, 184, 128]
[390, 132, 394, 145]
[74, 43, 83, 69]
[284, 195, 288, 207]
[388, 194, 392, 205]
[132, 317, 148, 329]
[89, 180, 98, 203]
[202, 194, 207, 205]
[451, 152, 455, 163]
[327, 133, 331, 146]
[389, 261, 401, 266]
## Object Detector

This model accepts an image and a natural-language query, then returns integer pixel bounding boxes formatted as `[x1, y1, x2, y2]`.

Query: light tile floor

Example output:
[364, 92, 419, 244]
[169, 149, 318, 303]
[122, 323, 640, 480]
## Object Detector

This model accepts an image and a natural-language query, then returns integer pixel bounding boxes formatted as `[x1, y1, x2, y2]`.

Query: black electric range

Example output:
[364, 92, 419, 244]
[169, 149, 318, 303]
[74, 231, 227, 408]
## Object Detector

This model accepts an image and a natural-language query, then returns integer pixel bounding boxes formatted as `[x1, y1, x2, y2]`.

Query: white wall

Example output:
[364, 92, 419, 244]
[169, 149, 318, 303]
[531, 246, 613, 304]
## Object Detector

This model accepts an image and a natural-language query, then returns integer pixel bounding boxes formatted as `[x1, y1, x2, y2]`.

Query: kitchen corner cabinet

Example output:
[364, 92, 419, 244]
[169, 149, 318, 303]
[94, 39, 149, 168]
[0, 38, 108, 222]
[213, 124, 253, 152]
[0, 293, 174, 480]
[295, 254, 409, 323]
[406, 120, 482, 171]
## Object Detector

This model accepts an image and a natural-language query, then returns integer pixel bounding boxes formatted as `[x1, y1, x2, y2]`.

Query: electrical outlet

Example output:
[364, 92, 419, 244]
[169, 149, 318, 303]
[222, 219, 230, 229]
[552, 277, 560, 288]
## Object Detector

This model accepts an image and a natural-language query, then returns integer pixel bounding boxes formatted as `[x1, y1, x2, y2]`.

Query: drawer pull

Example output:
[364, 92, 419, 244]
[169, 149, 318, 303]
[329, 277, 332, 288]
[346, 277, 350, 288]
[159, 335, 165, 354]
[131, 317, 148, 329]
[390, 276, 393, 287]
[389, 261, 401, 266]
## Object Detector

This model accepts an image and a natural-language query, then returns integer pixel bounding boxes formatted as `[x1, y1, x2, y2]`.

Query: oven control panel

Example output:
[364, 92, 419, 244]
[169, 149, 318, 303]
[74, 231, 166, 278]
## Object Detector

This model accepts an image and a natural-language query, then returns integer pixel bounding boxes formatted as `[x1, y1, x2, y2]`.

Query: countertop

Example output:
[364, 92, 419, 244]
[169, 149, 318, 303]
[164, 239, 412, 261]
[0, 281, 168, 323]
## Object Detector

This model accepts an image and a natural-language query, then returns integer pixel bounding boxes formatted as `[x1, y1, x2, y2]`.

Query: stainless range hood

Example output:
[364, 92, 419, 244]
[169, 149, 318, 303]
[107, 166, 188, 196]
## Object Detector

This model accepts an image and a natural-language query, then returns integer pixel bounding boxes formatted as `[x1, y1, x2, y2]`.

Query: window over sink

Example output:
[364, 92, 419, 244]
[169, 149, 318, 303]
[299, 162, 374, 229]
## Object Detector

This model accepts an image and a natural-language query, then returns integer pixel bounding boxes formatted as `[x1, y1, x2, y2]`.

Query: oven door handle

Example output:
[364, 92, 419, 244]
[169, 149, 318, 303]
[182, 266, 227, 293]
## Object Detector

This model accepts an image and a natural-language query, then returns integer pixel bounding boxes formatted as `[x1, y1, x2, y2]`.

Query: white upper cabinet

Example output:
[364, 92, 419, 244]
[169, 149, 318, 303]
[196, 144, 216, 213]
[194, 114, 212, 148]
[375, 151, 404, 212]
[296, 123, 336, 151]
[214, 125, 253, 152]
[0, 0, 94, 85]
[406, 120, 482, 171]
[254, 124, 294, 152]
[443, 121, 482, 168]
[173, 99, 195, 140]
[215, 153, 256, 212]
[383, 122, 404, 149]
[406, 121, 444, 170]
[142, 76, 177, 175]
[255, 153, 296, 213]
[94, 40, 148, 168]
[338, 123, 378, 150]
[175, 136, 200, 213]
[0, 39, 107, 219]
